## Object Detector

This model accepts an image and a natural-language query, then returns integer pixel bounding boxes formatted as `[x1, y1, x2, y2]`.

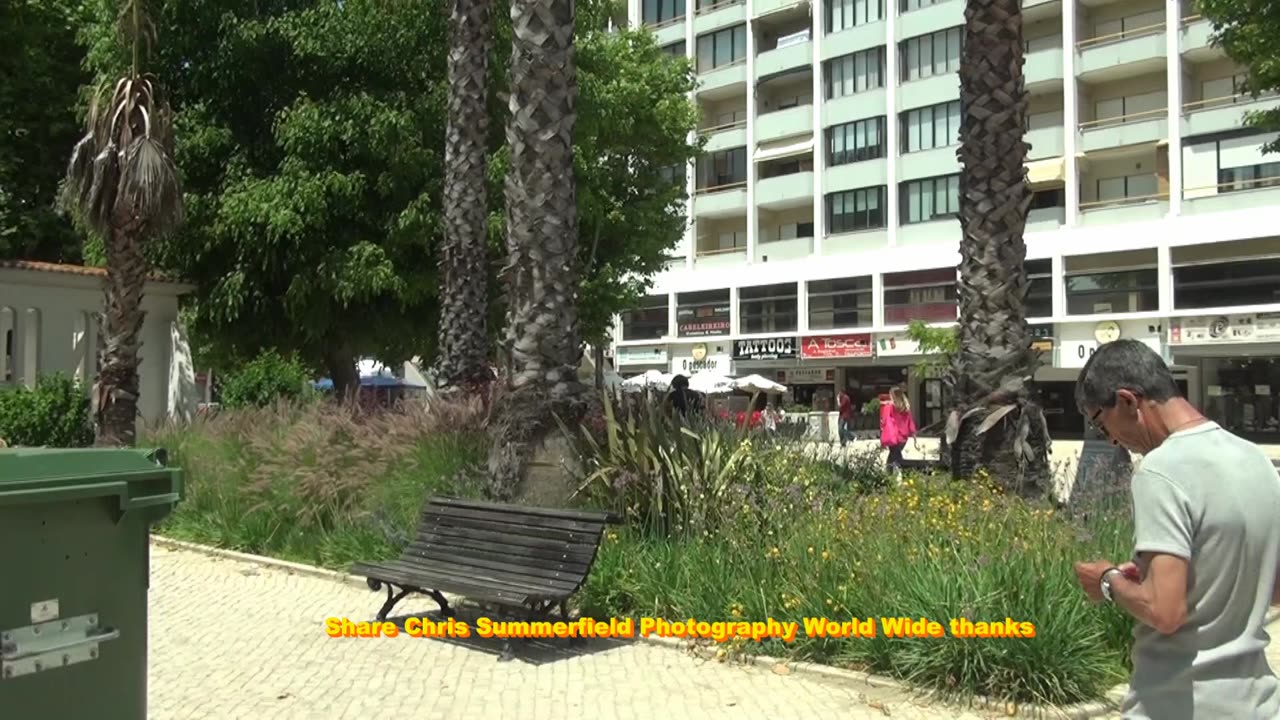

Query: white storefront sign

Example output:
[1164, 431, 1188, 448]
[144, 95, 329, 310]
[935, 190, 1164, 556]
[670, 353, 732, 375]
[1057, 319, 1164, 369]
[780, 367, 834, 384]
[616, 345, 668, 366]
[872, 332, 922, 357]
[1168, 312, 1280, 345]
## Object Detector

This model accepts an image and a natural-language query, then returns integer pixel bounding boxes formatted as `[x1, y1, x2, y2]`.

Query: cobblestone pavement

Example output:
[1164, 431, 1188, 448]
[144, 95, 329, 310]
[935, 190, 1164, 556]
[146, 544, 1061, 720]
[146, 542, 1280, 720]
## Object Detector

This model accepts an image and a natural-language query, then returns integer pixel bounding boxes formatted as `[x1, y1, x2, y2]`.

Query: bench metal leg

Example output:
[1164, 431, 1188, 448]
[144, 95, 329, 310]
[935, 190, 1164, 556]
[376, 585, 413, 622]
[426, 589, 455, 619]
[561, 600, 585, 649]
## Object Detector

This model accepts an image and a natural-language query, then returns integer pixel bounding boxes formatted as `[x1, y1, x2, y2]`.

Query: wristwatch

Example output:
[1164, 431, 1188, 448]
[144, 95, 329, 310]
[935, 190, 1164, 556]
[1100, 567, 1123, 603]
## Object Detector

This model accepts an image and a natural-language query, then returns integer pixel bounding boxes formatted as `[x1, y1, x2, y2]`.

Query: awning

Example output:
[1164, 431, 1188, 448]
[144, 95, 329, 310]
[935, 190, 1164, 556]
[755, 136, 814, 163]
[1026, 156, 1066, 187]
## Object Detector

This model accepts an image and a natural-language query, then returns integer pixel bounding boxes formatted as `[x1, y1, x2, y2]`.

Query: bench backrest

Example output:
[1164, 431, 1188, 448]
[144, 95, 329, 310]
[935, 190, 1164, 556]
[403, 496, 616, 600]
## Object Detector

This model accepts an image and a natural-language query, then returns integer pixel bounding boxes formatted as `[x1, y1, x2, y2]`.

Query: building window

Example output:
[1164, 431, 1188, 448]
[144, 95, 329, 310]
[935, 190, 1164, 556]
[825, 47, 885, 99]
[1219, 162, 1280, 193]
[1026, 259, 1053, 318]
[828, 116, 885, 165]
[1093, 90, 1166, 124]
[901, 100, 960, 152]
[764, 221, 814, 242]
[826, 186, 886, 233]
[883, 268, 957, 324]
[808, 277, 873, 329]
[662, 40, 686, 57]
[1031, 188, 1065, 210]
[696, 24, 747, 72]
[1198, 358, 1280, 442]
[827, 0, 884, 32]
[643, 0, 686, 25]
[621, 295, 669, 341]
[900, 0, 946, 11]
[900, 27, 961, 82]
[677, 289, 731, 337]
[900, 174, 959, 224]
[696, 147, 747, 189]
[740, 283, 799, 333]
[1173, 257, 1280, 309]
[1065, 268, 1158, 315]
[1096, 174, 1158, 202]
[658, 163, 685, 186]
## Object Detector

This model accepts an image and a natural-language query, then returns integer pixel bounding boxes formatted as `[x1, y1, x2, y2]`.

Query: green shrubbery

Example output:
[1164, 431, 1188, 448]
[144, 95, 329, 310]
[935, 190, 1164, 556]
[149, 397, 488, 567]
[568, 392, 1136, 707]
[0, 374, 94, 447]
[219, 350, 316, 409]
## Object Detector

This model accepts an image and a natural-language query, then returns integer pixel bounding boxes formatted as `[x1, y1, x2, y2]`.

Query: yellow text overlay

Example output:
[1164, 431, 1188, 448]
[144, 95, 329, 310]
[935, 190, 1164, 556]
[324, 616, 1036, 641]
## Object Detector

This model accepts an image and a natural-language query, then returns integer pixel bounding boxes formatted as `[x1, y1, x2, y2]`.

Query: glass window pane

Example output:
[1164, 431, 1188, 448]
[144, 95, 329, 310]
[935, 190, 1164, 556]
[908, 182, 922, 223]
[947, 174, 960, 213]
[919, 37, 933, 79]
[1097, 177, 1125, 200]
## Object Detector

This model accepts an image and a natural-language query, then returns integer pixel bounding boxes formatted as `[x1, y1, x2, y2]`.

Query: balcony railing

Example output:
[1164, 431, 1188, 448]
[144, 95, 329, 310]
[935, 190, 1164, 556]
[694, 180, 748, 195]
[648, 15, 687, 30]
[1075, 21, 1165, 50]
[699, 56, 747, 74]
[1079, 106, 1168, 131]
[1184, 176, 1280, 196]
[1079, 191, 1169, 211]
[695, 0, 744, 15]
[1182, 90, 1277, 113]
[699, 118, 748, 134]
[695, 245, 748, 256]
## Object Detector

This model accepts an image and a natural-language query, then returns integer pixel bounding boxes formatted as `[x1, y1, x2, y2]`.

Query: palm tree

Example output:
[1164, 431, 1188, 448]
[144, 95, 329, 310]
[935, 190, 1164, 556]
[487, 0, 583, 500]
[435, 0, 495, 397]
[947, 0, 1050, 497]
[62, 0, 184, 447]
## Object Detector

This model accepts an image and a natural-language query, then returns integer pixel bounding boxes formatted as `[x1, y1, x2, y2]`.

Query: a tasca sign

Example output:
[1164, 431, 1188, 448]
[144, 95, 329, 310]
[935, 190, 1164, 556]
[800, 333, 873, 359]
[733, 336, 797, 360]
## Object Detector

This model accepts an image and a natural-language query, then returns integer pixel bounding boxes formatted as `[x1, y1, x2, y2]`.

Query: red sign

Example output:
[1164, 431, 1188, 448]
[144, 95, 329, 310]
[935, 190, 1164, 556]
[801, 333, 873, 359]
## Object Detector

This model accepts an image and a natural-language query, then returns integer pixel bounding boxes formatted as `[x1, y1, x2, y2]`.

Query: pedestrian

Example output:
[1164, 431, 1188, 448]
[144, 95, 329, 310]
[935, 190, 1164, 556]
[837, 388, 854, 447]
[880, 386, 915, 477]
[664, 374, 690, 420]
[1070, 339, 1280, 720]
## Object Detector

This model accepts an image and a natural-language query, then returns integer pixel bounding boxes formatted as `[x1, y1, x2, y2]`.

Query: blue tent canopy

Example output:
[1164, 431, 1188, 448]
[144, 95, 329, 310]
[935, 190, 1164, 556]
[313, 375, 423, 390]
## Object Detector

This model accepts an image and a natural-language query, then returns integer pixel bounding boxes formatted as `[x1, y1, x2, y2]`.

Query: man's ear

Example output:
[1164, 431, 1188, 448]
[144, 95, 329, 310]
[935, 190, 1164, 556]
[1115, 388, 1140, 410]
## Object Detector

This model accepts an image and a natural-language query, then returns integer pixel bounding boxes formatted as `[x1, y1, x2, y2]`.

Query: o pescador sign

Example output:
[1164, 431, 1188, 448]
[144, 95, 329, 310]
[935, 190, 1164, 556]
[732, 336, 797, 360]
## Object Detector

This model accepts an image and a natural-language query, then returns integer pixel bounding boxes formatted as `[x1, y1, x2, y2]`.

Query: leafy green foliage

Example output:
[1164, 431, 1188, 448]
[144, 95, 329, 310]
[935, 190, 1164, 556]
[905, 319, 958, 377]
[220, 350, 315, 409]
[0, 374, 94, 447]
[0, 0, 92, 262]
[1197, 0, 1280, 151]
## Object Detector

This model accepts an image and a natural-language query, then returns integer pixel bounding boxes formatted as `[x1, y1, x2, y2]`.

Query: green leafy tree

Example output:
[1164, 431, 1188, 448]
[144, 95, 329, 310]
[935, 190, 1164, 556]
[220, 349, 314, 409]
[1197, 0, 1280, 151]
[0, 0, 92, 262]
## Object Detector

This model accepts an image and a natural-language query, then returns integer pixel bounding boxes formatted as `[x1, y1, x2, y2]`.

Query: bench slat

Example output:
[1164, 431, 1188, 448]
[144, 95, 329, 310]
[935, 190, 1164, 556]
[408, 538, 593, 574]
[351, 562, 530, 605]
[422, 512, 601, 546]
[403, 543, 589, 582]
[430, 496, 616, 524]
[413, 528, 598, 564]
[377, 558, 575, 598]
[416, 524, 600, 557]
[423, 505, 605, 534]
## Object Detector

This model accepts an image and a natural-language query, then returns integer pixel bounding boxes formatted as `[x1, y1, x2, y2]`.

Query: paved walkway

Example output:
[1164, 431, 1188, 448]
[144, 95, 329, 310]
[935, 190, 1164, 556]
[147, 543, 1055, 720]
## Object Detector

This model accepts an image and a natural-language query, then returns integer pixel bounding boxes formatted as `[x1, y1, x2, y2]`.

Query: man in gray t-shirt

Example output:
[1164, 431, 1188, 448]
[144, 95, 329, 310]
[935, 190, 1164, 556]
[1072, 339, 1280, 719]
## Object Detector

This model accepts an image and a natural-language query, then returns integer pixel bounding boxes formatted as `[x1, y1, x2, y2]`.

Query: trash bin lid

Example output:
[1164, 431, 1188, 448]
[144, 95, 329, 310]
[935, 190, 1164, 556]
[0, 448, 181, 512]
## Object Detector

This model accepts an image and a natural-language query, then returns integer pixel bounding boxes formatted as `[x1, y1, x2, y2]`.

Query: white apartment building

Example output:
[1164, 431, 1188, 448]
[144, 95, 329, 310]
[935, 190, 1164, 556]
[612, 0, 1280, 447]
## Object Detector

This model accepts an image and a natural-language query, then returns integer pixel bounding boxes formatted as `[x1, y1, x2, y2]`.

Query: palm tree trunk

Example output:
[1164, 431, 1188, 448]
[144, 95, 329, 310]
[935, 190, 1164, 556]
[436, 0, 495, 395]
[487, 0, 583, 501]
[950, 0, 1050, 497]
[95, 223, 148, 447]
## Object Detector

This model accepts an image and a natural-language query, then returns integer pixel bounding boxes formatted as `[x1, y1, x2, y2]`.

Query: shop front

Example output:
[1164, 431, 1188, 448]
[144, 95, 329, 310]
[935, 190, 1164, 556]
[614, 344, 669, 377]
[732, 336, 799, 409]
[1169, 312, 1280, 444]
[776, 367, 837, 412]
[669, 341, 734, 377]
[871, 331, 927, 429]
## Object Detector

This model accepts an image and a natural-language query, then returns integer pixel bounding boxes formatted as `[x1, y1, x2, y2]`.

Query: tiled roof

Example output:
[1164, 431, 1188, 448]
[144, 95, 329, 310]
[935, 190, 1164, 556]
[0, 260, 189, 286]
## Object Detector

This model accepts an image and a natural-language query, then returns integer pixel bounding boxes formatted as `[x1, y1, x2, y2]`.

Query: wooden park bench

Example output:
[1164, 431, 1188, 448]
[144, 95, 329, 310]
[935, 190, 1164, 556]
[350, 496, 619, 661]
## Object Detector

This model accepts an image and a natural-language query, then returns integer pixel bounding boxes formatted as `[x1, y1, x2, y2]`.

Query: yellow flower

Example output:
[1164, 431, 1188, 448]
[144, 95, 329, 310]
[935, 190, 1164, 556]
[607, 532, 618, 541]
[821, 550, 830, 561]
[807, 546, 815, 555]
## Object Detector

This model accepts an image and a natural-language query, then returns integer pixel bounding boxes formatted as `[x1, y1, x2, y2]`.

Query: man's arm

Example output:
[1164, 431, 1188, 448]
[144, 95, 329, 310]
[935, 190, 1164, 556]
[1108, 554, 1189, 634]
[1273, 558, 1280, 606]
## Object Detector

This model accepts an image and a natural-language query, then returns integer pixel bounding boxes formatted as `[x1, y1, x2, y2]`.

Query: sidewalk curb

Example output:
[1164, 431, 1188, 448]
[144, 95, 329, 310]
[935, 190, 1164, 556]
[150, 534, 1280, 720]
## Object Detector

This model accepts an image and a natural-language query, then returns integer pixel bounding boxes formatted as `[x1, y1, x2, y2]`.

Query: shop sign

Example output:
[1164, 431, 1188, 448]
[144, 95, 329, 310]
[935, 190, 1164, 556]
[615, 345, 667, 366]
[1029, 324, 1055, 353]
[733, 336, 797, 360]
[676, 302, 731, 337]
[872, 333, 922, 357]
[779, 367, 835, 384]
[1168, 312, 1280, 345]
[801, 333, 873, 359]
[1057, 320, 1163, 369]
[671, 353, 731, 375]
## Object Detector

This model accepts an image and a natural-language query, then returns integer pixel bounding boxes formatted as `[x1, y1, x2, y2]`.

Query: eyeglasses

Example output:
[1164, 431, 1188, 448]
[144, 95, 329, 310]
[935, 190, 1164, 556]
[1089, 408, 1111, 442]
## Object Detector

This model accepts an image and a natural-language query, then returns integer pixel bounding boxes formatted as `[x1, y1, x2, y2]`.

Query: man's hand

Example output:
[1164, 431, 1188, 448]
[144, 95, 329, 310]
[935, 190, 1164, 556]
[1074, 559, 1116, 603]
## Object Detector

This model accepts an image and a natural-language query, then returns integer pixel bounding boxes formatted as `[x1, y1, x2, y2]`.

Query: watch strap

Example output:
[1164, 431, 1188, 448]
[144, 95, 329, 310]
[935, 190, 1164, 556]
[1100, 567, 1122, 602]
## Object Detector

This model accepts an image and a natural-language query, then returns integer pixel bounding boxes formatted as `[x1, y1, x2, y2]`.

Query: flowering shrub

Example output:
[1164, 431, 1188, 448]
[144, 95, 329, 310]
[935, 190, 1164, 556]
[581, 468, 1136, 706]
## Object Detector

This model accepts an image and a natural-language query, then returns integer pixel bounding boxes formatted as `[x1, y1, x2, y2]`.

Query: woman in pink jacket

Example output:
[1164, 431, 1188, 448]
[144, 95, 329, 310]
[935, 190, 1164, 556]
[879, 386, 917, 473]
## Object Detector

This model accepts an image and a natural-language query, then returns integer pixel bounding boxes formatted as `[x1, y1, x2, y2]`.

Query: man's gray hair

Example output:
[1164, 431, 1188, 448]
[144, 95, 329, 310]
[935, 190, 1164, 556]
[1075, 339, 1180, 414]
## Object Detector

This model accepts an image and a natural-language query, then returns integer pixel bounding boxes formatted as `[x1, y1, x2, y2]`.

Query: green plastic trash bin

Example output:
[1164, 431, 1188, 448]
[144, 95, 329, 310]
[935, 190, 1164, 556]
[0, 447, 182, 719]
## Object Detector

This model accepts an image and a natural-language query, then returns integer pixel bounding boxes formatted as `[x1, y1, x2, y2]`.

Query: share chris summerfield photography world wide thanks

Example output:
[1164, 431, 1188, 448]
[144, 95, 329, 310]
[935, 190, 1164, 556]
[325, 616, 1038, 641]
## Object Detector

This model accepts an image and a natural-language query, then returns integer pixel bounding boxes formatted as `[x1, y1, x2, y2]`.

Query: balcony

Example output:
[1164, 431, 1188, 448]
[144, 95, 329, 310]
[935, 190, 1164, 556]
[1183, 178, 1280, 216]
[754, 0, 806, 18]
[1076, 23, 1167, 82]
[897, 0, 962, 41]
[1179, 14, 1220, 58]
[822, 229, 888, 255]
[757, 171, 814, 210]
[757, 236, 814, 262]
[899, 146, 960, 182]
[1080, 108, 1168, 152]
[693, 183, 749, 217]
[694, 245, 749, 268]
[1079, 194, 1169, 226]
[823, 24, 886, 61]
[703, 123, 748, 153]
[648, 16, 688, 46]
[823, 88, 887, 126]
[698, 59, 749, 97]
[1026, 125, 1065, 160]
[757, 37, 812, 78]
[756, 105, 813, 143]
[694, 0, 746, 34]
[1025, 46, 1065, 89]
[896, 73, 958, 111]
[1182, 92, 1280, 138]
[825, 160, 888, 193]
[1026, 206, 1066, 233]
